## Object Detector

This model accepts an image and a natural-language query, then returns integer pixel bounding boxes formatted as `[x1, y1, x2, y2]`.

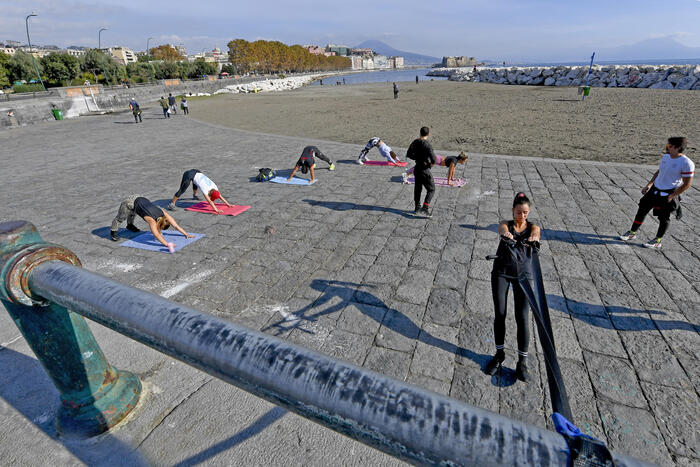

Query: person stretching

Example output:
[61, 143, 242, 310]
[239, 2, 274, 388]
[168, 169, 233, 213]
[406, 126, 436, 217]
[620, 137, 694, 249]
[404, 151, 468, 186]
[357, 137, 402, 165]
[287, 145, 335, 183]
[485, 192, 541, 382]
[110, 196, 193, 252]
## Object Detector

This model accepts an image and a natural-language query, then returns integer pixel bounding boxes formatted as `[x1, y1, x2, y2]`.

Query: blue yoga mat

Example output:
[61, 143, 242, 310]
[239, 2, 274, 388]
[120, 231, 205, 253]
[270, 176, 316, 185]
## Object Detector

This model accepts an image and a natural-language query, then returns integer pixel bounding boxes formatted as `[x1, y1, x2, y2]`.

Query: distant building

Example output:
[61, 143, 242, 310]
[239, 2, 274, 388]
[390, 56, 404, 68]
[362, 57, 374, 69]
[373, 55, 390, 69]
[64, 48, 86, 57]
[441, 56, 477, 67]
[326, 44, 350, 56]
[305, 45, 324, 55]
[349, 55, 363, 70]
[107, 47, 137, 65]
[1, 45, 16, 55]
[5, 40, 21, 48]
[350, 48, 372, 56]
[174, 45, 187, 57]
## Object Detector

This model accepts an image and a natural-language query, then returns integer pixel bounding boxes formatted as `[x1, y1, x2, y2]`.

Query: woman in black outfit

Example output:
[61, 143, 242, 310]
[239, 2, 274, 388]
[485, 192, 541, 382]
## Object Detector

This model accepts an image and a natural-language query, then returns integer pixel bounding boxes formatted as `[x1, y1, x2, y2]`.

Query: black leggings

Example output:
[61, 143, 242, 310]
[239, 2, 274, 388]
[314, 152, 332, 165]
[174, 169, 200, 197]
[630, 189, 676, 238]
[414, 170, 435, 208]
[491, 274, 530, 355]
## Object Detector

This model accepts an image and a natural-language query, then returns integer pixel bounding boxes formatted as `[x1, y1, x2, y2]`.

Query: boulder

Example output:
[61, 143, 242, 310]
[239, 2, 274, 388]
[675, 75, 698, 90]
[529, 68, 541, 78]
[542, 68, 554, 77]
[666, 72, 685, 84]
[516, 74, 531, 85]
[607, 80, 618, 87]
[544, 76, 556, 86]
[650, 80, 674, 89]
[507, 73, 518, 84]
[566, 68, 581, 80]
[530, 76, 545, 85]
[636, 73, 661, 89]
[555, 77, 573, 86]
[692, 80, 700, 90]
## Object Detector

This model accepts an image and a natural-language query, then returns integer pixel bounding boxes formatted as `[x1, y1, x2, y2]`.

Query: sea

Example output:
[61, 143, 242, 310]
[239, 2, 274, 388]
[311, 59, 700, 85]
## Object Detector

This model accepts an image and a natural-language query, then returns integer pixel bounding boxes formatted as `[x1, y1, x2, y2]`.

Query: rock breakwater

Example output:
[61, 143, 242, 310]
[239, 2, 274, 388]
[428, 65, 700, 90]
[214, 73, 331, 95]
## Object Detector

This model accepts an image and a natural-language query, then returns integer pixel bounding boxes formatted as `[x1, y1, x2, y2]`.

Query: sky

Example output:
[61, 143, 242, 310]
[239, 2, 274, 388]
[2, 0, 700, 62]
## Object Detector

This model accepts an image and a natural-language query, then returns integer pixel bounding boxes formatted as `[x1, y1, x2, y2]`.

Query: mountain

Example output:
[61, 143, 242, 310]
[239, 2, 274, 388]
[354, 40, 439, 65]
[596, 37, 700, 62]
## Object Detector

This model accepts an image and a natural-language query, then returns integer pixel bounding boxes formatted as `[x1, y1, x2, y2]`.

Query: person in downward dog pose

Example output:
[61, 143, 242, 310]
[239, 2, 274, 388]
[404, 151, 468, 185]
[110, 196, 193, 252]
[168, 169, 233, 213]
[619, 137, 694, 249]
[357, 137, 402, 165]
[485, 192, 541, 382]
[287, 145, 335, 183]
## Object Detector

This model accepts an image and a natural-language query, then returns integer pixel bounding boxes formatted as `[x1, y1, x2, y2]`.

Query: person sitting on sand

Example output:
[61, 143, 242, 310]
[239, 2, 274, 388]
[110, 195, 193, 253]
[357, 137, 402, 165]
[168, 169, 233, 213]
[287, 145, 335, 183]
[404, 151, 468, 186]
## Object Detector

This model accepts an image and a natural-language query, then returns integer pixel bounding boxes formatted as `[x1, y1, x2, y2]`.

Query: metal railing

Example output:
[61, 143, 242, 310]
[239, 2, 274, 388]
[0, 221, 648, 466]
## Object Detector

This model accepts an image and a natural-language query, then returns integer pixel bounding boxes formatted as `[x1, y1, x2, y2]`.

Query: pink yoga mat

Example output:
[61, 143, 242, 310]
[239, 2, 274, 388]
[185, 202, 251, 216]
[363, 160, 409, 167]
[405, 176, 467, 187]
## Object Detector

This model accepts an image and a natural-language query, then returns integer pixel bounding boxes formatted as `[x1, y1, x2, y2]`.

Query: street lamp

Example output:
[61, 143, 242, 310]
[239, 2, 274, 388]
[25, 13, 46, 91]
[146, 37, 154, 83]
[98, 27, 109, 85]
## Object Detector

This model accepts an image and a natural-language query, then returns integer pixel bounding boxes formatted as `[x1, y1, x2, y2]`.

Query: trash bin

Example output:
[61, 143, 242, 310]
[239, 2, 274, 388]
[583, 86, 590, 96]
[51, 108, 63, 120]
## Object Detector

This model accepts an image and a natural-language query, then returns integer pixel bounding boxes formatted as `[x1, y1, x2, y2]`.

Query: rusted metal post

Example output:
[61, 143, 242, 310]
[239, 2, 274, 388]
[0, 221, 141, 439]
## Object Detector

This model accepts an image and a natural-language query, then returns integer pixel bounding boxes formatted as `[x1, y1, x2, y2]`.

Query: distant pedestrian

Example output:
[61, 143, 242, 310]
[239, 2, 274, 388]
[619, 137, 694, 249]
[416, 75, 419, 84]
[168, 93, 177, 114]
[406, 126, 436, 217]
[181, 97, 189, 115]
[129, 98, 142, 123]
[393, 82, 399, 99]
[159, 96, 170, 118]
[342, 77, 345, 85]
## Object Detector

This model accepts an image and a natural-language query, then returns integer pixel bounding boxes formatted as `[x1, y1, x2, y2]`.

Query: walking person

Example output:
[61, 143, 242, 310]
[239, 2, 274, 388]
[181, 97, 189, 115]
[168, 93, 177, 114]
[287, 145, 335, 183]
[393, 82, 399, 99]
[619, 137, 694, 248]
[485, 192, 541, 382]
[159, 96, 170, 118]
[110, 195, 193, 252]
[416, 75, 419, 84]
[357, 137, 402, 165]
[129, 98, 142, 123]
[406, 126, 436, 217]
[168, 169, 233, 213]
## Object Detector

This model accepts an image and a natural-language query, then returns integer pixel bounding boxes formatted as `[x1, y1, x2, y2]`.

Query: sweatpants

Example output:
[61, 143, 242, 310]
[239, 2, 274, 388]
[414, 169, 435, 208]
[174, 169, 201, 198]
[491, 273, 530, 356]
[314, 151, 332, 165]
[111, 194, 142, 232]
[630, 188, 678, 238]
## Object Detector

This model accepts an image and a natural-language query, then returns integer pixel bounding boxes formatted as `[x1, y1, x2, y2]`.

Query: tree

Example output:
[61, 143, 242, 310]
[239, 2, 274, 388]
[151, 45, 183, 61]
[8, 50, 42, 83]
[41, 53, 80, 85]
[0, 51, 10, 87]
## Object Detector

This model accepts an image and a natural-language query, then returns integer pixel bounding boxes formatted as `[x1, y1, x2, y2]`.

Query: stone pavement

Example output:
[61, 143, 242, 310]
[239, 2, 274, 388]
[0, 110, 697, 466]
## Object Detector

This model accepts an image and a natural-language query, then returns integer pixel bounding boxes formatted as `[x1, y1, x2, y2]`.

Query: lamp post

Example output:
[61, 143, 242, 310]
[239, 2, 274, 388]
[25, 13, 46, 92]
[146, 37, 154, 83]
[98, 27, 109, 85]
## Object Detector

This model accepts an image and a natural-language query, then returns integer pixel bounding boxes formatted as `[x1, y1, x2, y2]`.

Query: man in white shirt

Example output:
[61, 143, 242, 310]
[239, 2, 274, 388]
[620, 137, 694, 249]
[168, 169, 233, 213]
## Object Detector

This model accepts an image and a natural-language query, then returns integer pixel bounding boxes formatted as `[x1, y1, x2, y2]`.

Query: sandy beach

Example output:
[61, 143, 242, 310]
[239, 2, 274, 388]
[191, 80, 699, 165]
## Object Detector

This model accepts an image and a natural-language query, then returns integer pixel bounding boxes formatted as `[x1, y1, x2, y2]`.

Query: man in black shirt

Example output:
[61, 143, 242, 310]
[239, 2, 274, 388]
[406, 126, 436, 217]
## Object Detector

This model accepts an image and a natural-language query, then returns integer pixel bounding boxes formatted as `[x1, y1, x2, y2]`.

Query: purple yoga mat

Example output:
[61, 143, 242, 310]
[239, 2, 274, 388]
[405, 176, 467, 187]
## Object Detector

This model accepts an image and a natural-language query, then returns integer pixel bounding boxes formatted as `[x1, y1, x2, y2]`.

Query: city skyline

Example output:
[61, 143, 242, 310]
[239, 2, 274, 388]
[2, 0, 700, 62]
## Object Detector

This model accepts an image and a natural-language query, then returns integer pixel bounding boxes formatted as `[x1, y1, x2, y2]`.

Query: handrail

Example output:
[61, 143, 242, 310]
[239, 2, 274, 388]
[0, 221, 649, 466]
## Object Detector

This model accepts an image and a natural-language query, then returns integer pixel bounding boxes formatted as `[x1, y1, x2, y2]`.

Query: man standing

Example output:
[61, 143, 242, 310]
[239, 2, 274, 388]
[129, 98, 142, 123]
[168, 93, 177, 114]
[406, 127, 436, 217]
[393, 82, 399, 99]
[159, 96, 170, 118]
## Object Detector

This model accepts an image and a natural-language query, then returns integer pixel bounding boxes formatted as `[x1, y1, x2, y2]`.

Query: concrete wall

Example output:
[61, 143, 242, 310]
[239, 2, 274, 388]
[0, 76, 263, 130]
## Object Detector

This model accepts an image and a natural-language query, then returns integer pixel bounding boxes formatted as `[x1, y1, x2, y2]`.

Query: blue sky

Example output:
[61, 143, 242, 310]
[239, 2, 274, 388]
[2, 0, 700, 61]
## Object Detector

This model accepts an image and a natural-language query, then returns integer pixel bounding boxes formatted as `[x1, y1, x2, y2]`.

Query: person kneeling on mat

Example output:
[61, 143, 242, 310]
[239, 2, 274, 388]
[168, 169, 233, 213]
[111, 196, 193, 252]
[287, 145, 335, 183]
[358, 137, 402, 165]
[403, 151, 468, 185]
[619, 137, 694, 249]
[486, 192, 541, 382]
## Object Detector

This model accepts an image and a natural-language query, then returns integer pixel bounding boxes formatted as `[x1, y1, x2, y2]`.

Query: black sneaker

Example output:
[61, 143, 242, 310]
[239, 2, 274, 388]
[484, 351, 505, 375]
[192, 195, 201, 200]
[413, 205, 421, 214]
[419, 206, 432, 218]
[110, 231, 119, 241]
[515, 360, 529, 382]
[126, 224, 140, 232]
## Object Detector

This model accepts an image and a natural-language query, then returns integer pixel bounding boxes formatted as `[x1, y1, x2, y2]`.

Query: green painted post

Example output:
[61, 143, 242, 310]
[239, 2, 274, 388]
[0, 220, 141, 439]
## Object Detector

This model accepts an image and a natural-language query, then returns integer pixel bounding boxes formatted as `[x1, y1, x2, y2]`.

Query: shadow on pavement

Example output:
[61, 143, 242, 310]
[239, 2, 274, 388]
[90, 226, 142, 241]
[262, 279, 495, 381]
[461, 223, 625, 245]
[304, 199, 415, 219]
